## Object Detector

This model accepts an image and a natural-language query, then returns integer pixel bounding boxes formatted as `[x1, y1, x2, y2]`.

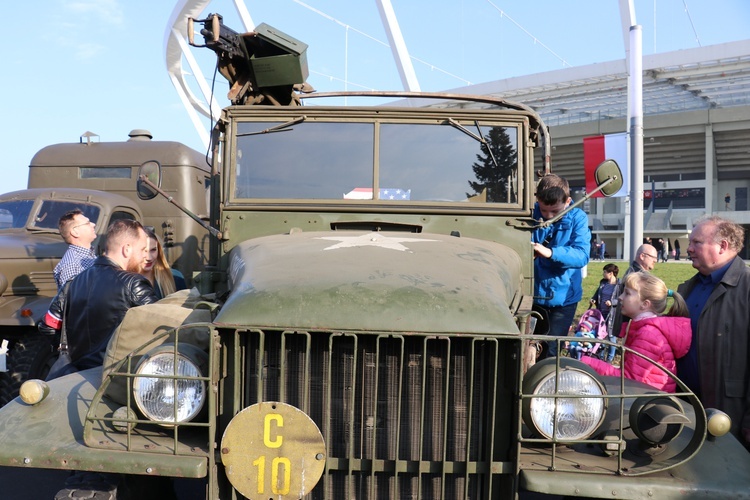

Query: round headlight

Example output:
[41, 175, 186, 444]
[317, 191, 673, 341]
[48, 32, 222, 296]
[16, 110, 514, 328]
[523, 358, 607, 441]
[133, 343, 208, 424]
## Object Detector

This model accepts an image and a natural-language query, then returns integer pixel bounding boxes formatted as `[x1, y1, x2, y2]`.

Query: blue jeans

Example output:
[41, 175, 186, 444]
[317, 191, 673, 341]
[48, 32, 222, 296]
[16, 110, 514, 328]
[539, 303, 578, 357]
[604, 335, 617, 362]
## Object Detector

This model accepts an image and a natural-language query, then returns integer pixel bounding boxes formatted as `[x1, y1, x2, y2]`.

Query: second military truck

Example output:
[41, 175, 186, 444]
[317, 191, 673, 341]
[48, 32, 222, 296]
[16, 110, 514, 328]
[0, 130, 210, 403]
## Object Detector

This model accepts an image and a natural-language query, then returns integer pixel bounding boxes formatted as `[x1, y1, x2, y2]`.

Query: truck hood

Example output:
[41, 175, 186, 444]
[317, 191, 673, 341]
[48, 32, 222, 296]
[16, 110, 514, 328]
[216, 231, 523, 334]
[0, 232, 66, 259]
[0, 232, 66, 297]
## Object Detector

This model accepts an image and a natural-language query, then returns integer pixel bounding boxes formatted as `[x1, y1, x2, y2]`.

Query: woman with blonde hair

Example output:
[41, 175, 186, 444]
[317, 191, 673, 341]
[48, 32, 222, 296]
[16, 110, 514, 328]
[140, 227, 186, 299]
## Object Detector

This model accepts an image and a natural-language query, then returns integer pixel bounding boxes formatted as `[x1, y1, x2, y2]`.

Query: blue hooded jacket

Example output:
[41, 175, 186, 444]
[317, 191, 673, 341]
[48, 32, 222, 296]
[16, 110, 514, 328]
[532, 204, 591, 308]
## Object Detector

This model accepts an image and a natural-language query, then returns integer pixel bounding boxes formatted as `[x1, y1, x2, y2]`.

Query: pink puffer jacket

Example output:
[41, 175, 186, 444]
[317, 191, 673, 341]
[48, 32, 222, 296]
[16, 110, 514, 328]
[580, 316, 692, 393]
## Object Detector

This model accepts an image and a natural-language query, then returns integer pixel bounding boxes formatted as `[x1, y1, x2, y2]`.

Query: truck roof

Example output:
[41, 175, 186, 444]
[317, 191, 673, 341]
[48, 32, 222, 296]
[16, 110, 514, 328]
[29, 138, 208, 171]
[0, 187, 145, 210]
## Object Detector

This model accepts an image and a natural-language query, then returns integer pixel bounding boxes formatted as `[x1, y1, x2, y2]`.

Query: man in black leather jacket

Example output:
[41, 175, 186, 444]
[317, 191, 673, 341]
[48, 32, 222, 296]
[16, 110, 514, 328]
[41, 219, 158, 372]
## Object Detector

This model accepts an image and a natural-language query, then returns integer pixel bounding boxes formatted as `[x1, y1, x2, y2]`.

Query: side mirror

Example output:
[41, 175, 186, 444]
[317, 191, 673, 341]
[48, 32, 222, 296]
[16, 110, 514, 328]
[537, 160, 623, 228]
[595, 159, 623, 197]
[137, 161, 162, 200]
[136, 159, 224, 240]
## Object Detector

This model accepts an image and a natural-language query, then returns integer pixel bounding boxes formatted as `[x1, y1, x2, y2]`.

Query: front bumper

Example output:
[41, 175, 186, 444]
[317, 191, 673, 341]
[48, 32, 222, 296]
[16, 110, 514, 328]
[0, 367, 207, 478]
[521, 434, 750, 499]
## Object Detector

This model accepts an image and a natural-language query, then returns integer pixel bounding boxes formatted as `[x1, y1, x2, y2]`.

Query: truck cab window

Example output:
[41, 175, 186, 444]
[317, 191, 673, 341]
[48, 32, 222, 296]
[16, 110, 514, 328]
[32, 201, 100, 230]
[0, 200, 34, 229]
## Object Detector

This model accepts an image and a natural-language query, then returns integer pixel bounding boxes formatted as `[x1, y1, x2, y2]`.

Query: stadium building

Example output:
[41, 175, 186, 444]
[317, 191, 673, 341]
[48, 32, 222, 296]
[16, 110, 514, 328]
[455, 39, 750, 259]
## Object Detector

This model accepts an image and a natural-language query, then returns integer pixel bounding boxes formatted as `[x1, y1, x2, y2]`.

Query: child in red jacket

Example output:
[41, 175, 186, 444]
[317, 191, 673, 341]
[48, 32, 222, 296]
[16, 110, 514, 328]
[580, 272, 691, 392]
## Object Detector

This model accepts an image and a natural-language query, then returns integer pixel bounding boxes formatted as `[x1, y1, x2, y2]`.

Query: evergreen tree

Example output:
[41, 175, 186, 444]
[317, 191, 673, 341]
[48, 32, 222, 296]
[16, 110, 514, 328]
[467, 126, 517, 203]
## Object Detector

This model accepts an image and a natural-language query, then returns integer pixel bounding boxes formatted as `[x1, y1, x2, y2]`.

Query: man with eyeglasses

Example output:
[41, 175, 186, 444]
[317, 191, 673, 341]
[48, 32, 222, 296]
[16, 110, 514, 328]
[608, 243, 658, 348]
[42, 218, 157, 373]
[54, 209, 97, 290]
[41, 218, 159, 497]
[677, 215, 750, 450]
[630, 243, 659, 273]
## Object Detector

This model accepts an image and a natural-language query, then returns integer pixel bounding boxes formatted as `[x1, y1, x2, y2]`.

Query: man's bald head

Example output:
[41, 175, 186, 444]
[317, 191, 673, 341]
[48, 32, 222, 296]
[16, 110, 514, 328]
[635, 244, 658, 271]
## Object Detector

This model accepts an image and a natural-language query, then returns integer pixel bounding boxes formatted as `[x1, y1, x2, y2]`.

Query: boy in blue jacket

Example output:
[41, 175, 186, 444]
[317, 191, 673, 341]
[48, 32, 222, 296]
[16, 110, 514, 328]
[531, 174, 591, 357]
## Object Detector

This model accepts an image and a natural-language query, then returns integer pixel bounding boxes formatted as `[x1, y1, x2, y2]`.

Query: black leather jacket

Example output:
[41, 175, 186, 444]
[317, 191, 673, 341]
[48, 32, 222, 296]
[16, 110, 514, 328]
[41, 255, 158, 370]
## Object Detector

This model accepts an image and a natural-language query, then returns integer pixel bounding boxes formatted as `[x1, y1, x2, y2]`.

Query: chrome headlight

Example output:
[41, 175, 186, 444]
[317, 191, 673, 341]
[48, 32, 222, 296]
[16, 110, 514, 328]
[133, 343, 208, 425]
[523, 358, 607, 441]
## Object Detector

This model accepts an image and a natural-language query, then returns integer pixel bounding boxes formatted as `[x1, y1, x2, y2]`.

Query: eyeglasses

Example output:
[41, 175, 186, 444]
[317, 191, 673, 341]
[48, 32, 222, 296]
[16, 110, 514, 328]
[642, 253, 658, 259]
[72, 221, 94, 230]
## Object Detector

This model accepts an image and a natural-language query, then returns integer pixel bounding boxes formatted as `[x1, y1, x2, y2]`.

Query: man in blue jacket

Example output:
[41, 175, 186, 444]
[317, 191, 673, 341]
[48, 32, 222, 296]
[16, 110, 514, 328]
[531, 174, 591, 357]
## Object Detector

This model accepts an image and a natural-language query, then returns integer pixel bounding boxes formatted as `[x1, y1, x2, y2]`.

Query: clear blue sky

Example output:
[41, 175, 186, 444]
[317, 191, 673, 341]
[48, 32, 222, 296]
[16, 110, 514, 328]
[1, 0, 748, 193]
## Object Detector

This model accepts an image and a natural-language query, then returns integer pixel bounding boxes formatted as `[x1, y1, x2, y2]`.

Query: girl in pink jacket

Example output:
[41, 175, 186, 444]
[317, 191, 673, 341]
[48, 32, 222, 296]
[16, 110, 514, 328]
[581, 272, 691, 393]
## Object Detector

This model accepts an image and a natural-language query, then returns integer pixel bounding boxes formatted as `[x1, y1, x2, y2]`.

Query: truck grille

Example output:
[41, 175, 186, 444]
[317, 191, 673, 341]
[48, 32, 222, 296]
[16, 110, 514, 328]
[233, 330, 520, 499]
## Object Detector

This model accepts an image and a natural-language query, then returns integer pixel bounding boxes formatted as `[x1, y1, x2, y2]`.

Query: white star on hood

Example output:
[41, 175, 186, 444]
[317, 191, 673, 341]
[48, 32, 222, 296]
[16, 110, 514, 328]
[317, 233, 436, 252]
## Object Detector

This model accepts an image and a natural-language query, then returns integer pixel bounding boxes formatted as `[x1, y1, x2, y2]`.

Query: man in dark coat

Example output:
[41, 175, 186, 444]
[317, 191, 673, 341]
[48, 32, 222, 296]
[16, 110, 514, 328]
[654, 237, 665, 263]
[677, 215, 750, 449]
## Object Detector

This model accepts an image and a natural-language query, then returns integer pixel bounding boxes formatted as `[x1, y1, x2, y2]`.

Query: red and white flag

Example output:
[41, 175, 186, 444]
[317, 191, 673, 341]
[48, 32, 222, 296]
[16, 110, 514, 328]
[583, 132, 628, 197]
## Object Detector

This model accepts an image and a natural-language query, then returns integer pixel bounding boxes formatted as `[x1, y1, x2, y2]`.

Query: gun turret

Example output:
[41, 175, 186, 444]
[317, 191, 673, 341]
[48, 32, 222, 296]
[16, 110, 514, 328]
[188, 14, 312, 106]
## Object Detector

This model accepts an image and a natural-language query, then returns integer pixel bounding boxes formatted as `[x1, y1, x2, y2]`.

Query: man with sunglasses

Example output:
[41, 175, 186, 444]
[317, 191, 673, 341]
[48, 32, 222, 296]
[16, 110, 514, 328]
[54, 209, 97, 290]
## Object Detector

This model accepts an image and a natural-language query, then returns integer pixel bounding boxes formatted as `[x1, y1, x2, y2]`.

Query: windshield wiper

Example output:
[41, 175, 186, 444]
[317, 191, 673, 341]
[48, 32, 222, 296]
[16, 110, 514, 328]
[237, 115, 307, 137]
[446, 118, 499, 169]
[26, 227, 60, 234]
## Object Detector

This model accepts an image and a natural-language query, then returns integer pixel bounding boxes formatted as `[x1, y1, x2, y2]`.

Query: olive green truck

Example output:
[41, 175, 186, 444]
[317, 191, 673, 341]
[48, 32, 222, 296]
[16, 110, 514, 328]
[0, 15, 748, 500]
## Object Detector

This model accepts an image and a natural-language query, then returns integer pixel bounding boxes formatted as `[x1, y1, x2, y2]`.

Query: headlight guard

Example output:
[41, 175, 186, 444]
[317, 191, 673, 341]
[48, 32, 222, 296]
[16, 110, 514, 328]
[132, 342, 209, 425]
[522, 357, 607, 441]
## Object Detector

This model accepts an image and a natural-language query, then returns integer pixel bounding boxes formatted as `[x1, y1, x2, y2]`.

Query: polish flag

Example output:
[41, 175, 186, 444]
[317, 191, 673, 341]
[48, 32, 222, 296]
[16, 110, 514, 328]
[583, 132, 628, 197]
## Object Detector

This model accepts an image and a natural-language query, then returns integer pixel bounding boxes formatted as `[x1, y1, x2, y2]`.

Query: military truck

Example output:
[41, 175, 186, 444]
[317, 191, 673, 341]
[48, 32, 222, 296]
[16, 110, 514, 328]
[0, 14, 749, 500]
[0, 130, 211, 403]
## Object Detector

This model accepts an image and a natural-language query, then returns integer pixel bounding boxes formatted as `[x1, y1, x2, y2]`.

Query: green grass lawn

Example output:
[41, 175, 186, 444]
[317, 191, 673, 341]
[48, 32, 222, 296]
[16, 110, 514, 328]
[577, 260, 697, 322]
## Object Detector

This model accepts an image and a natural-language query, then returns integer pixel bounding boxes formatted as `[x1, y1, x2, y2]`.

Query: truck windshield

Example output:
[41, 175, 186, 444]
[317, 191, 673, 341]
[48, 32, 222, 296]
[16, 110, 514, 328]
[0, 200, 34, 229]
[233, 120, 519, 205]
[31, 201, 100, 231]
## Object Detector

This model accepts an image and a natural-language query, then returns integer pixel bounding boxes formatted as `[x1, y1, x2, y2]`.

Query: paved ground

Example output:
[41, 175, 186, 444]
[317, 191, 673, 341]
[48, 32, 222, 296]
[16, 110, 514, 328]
[0, 467, 563, 499]
[0, 467, 70, 499]
[0, 467, 205, 499]
[0, 466, 562, 499]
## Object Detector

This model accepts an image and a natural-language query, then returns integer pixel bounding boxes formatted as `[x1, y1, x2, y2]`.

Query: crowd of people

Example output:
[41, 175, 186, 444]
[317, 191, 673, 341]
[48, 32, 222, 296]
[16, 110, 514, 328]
[532, 174, 750, 451]
[594, 235, 686, 262]
[39, 181, 750, 456]
[42, 213, 187, 377]
[39, 214, 191, 500]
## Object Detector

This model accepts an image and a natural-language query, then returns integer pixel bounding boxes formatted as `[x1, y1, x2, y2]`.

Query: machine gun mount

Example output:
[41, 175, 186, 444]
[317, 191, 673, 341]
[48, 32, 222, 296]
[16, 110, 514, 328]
[188, 14, 312, 106]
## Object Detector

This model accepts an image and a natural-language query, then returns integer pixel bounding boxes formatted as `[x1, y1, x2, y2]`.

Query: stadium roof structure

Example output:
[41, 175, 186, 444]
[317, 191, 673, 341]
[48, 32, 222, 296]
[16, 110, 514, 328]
[448, 39, 750, 128]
